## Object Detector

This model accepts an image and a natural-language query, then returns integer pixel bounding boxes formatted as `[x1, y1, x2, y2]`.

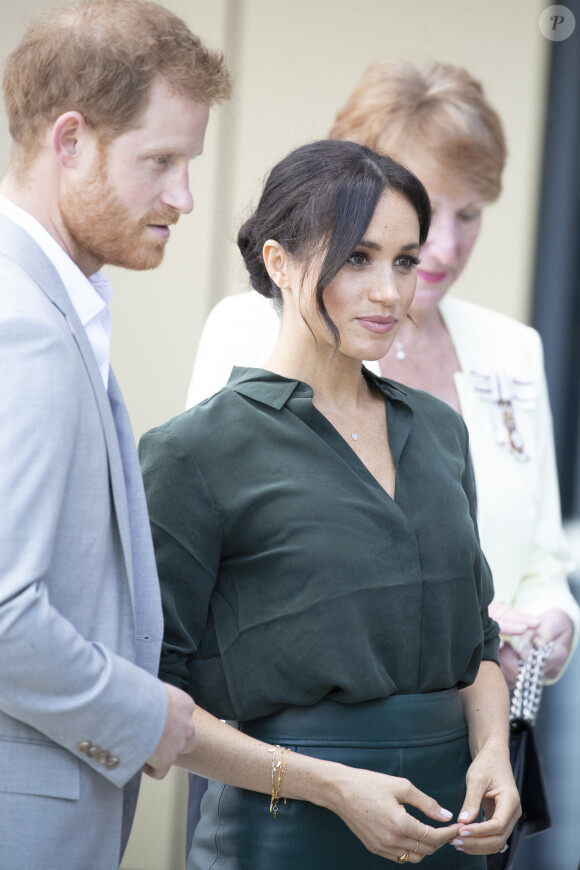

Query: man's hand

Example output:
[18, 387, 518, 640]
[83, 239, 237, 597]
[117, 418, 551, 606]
[142, 684, 196, 779]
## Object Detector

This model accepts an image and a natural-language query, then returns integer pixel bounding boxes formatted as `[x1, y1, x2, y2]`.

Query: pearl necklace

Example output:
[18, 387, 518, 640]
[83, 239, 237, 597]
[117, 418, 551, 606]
[394, 328, 420, 360]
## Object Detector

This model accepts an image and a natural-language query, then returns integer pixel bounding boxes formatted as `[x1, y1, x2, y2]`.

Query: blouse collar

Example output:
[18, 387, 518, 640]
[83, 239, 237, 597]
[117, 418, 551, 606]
[225, 365, 410, 410]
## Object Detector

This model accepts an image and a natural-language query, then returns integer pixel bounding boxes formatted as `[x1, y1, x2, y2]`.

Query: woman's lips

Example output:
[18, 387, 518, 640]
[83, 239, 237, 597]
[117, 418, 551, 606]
[358, 316, 397, 334]
[417, 268, 449, 284]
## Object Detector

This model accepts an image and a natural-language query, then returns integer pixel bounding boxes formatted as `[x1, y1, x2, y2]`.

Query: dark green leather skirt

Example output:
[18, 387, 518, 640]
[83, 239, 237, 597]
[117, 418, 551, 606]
[188, 690, 485, 869]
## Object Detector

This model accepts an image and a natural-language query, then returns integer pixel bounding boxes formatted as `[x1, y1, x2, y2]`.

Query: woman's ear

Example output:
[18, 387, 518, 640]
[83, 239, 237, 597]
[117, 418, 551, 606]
[51, 111, 89, 168]
[262, 239, 290, 291]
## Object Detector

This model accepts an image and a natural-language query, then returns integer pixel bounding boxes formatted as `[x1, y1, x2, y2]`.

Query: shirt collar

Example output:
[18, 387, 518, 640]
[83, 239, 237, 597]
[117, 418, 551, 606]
[0, 194, 112, 327]
[225, 365, 409, 410]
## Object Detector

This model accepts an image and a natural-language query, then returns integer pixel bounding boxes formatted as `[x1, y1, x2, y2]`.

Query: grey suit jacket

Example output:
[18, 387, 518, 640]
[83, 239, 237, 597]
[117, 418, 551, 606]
[0, 214, 167, 869]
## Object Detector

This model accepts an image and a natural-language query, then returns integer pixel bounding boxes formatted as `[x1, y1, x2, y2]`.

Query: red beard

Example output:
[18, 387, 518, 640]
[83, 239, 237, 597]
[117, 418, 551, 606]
[59, 143, 180, 271]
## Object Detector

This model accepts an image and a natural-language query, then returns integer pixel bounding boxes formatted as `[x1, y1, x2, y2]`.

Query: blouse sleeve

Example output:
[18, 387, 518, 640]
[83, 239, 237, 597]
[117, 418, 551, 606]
[139, 424, 223, 691]
[462, 434, 501, 666]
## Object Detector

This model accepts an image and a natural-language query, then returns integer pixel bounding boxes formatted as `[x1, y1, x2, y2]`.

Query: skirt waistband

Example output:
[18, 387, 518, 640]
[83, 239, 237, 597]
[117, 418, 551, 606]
[239, 689, 467, 749]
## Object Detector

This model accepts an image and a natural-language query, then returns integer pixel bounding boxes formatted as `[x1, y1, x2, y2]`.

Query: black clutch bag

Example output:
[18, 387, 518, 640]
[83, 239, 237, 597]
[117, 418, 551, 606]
[487, 642, 552, 870]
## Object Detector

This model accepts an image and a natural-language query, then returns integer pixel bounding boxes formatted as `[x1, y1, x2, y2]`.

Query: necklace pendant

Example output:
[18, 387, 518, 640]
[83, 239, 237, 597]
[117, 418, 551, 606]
[351, 433, 358, 441]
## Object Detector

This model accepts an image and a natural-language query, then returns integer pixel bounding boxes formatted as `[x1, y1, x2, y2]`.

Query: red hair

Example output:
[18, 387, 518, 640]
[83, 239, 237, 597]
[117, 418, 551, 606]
[3, 0, 231, 159]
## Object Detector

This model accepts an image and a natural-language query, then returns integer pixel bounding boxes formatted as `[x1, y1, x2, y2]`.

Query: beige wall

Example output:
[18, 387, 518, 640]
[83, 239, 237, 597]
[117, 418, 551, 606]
[113, 0, 551, 441]
[0, 0, 550, 441]
[0, 1, 550, 868]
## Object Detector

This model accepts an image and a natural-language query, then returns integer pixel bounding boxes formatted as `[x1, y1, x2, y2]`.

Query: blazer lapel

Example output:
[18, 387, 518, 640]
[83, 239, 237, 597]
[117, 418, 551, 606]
[107, 371, 163, 643]
[438, 295, 481, 416]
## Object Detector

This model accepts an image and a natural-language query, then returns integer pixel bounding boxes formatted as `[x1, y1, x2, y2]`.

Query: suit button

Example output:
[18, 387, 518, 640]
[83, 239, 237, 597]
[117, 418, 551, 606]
[87, 745, 102, 758]
[96, 750, 110, 765]
[105, 756, 120, 770]
[77, 741, 91, 754]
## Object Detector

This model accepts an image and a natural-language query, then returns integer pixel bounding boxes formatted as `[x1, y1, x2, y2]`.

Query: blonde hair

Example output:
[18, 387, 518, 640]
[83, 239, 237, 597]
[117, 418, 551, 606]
[3, 0, 231, 160]
[329, 59, 506, 201]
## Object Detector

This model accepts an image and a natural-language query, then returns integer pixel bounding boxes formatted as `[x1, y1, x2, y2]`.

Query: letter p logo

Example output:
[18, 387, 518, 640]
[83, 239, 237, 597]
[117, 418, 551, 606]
[539, 5, 576, 41]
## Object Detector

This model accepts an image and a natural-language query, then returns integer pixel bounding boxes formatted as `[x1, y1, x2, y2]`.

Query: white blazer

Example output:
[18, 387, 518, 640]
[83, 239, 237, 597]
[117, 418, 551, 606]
[434, 296, 577, 638]
[187, 291, 579, 654]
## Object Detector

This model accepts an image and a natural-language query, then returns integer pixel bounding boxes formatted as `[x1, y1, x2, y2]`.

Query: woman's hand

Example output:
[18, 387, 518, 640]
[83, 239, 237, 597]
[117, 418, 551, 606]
[488, 600, 540, 638]
[325, 765, 460, 864]
[489, 599, 540, 685]
[490, 601, 574, 685]
[533, 607, 574, 681]
[179, 708, 462, 863]
[456, 661, 521, 856]
[449, 740, 521, 857]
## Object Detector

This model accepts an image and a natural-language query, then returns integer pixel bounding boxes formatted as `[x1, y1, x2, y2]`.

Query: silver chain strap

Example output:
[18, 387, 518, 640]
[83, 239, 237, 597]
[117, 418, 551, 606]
[509, 641, 554, 725]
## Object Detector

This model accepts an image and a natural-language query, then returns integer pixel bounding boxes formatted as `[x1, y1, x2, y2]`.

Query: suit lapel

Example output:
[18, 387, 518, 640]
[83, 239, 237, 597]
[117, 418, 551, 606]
[438, 296, 479, 417]
[0, 214, 135, 596]
[439, 296, 476, 373]
[107, 371, 163, 636]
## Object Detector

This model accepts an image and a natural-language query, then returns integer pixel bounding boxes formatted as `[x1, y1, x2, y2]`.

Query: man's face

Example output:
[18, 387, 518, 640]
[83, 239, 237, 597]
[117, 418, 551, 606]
[60, 77, 209, 275]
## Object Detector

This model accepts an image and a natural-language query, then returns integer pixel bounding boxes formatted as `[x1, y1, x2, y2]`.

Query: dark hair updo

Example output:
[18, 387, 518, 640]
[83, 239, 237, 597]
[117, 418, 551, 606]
[237, 139, 431, 344]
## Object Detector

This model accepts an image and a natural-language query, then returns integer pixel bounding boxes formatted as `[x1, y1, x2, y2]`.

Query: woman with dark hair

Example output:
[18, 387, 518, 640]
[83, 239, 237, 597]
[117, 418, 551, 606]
[187, 61, 578, 684]
[140, 139, 520, 869]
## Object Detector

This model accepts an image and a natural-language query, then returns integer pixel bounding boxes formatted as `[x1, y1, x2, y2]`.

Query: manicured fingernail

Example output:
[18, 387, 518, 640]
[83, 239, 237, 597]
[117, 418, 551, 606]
[458, 811, 470, 820]
[452, 839, 463, 847]
[460, 830, 471, 837]
[440, 807, 453, 820]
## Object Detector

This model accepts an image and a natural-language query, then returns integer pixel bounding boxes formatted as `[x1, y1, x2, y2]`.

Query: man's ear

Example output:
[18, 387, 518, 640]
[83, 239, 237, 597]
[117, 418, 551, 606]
[262, 239, 290, 290]
[51, 111, 89, 168]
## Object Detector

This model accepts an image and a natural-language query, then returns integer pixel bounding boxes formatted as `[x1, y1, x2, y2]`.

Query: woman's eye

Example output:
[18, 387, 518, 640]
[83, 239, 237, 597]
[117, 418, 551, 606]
[458, 210, 480, 223]
[347, 251, 369, 267]
[395, 255, 421, 271]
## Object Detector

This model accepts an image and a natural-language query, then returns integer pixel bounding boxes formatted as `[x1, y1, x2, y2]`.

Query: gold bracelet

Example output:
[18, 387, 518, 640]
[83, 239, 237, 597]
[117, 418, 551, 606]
[267, 745, 290, 818]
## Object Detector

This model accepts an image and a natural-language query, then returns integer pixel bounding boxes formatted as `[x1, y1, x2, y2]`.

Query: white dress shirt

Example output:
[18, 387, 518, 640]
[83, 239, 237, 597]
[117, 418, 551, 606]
[0, 194, 112, 388]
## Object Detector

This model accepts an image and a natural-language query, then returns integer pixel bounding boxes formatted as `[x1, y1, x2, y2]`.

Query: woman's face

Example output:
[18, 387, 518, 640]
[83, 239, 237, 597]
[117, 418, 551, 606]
[404, 161, 488, 314]
[295, 189, 421, 362]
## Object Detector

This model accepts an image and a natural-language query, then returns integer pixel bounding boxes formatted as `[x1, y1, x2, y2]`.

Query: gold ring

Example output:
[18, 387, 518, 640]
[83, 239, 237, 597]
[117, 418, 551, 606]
[397, 852, 410, 864]
[419, 825, 429, 843]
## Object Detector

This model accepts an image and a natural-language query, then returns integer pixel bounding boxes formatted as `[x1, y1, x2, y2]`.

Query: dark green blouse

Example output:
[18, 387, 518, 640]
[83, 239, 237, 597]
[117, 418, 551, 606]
[140, 367, 500, 722]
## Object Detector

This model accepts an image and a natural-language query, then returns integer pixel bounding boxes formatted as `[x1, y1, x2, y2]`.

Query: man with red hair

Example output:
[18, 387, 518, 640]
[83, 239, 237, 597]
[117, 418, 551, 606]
[0, 2, 230, 867]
